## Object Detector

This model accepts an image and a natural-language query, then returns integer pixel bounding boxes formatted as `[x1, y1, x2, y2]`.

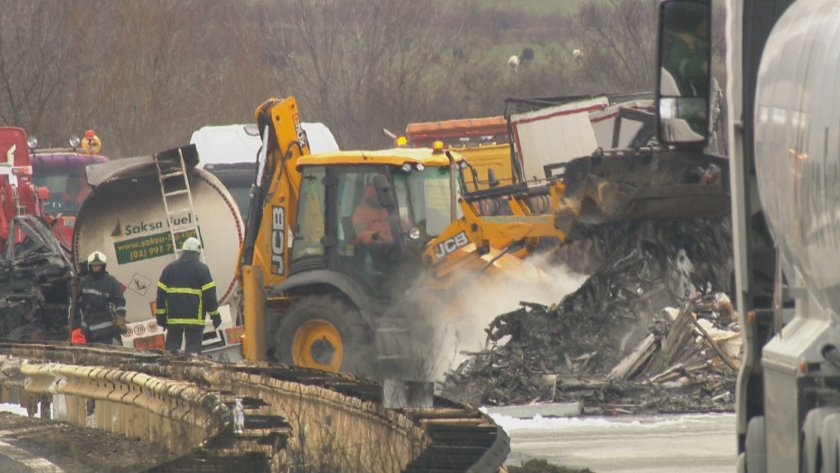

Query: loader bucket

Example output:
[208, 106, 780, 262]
[546, 147, 728, 229]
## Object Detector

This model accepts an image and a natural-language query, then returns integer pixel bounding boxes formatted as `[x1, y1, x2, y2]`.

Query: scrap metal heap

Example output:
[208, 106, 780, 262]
[443, 217, 738, 414]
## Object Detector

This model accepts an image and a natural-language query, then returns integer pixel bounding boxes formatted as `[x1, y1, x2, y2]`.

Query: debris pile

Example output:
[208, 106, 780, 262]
[0, 216, 74, 341]
[442, 218, 738, 414]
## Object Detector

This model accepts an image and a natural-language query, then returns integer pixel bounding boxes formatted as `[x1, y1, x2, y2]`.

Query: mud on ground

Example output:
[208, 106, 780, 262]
[0, 412, 176, 472]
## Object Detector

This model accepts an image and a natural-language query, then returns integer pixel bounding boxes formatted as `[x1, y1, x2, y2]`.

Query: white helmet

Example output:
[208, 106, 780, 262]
[182, 237, 202, 252]
[87, 251, 107, 265]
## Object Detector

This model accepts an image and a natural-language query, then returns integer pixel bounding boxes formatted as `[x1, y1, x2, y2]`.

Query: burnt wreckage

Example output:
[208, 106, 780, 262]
[0, 216, 74, 340]
[444, 217, 737, 414]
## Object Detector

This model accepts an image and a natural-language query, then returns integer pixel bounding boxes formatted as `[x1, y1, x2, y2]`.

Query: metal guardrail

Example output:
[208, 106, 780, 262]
[0, 340, 509, 472]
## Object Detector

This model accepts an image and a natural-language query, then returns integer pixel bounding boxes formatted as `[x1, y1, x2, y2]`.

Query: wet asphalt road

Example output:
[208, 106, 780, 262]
[497, 412, 736, 473]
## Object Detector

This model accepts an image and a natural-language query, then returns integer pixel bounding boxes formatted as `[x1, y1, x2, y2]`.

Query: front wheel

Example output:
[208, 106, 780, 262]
[275, 295, 375, 375]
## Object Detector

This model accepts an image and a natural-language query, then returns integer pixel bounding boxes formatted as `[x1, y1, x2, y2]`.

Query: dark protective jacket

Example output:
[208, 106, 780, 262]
[155, 251, 220, 326]
[71, 271, 126, 337]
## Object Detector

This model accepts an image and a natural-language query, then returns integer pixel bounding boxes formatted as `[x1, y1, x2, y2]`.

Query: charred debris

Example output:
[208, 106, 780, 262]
[0, 216, 74, 341]
[443, 217, 738, 414]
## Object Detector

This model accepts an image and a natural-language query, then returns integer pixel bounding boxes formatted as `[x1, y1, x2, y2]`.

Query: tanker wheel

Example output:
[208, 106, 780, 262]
[275, 295, 375, 375]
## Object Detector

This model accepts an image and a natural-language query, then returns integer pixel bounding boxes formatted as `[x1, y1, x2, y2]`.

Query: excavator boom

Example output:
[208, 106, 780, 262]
[238, 97, 311, 285]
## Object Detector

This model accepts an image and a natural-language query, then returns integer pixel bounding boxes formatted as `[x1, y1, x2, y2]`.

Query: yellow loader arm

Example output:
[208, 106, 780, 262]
[237, 97, 310, 286]
[423, 176, 569, 288]
[237, 97, 310, 360]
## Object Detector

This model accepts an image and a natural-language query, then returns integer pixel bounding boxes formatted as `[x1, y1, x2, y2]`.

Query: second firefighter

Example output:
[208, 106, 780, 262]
[70, 251, 128, 345]
[155, 237, 220, 354]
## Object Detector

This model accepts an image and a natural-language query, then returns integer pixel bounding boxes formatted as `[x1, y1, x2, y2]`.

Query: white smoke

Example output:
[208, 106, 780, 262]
[419, 252, 590, 383]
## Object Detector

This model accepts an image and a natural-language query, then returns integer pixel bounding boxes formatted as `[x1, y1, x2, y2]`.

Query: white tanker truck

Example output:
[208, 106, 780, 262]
[74, 145, 245, 360]
[73, 123, 339, 361]
[658, 0, 840, 471]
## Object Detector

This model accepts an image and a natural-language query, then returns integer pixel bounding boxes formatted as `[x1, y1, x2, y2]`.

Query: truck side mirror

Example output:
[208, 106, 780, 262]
[656, 0, 712, 146]
[372, 174, 395, 209]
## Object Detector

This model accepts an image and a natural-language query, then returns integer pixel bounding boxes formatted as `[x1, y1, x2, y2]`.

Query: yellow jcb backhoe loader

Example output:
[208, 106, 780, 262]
[237, 97, 573, 377]
[237, 96, 729, 379]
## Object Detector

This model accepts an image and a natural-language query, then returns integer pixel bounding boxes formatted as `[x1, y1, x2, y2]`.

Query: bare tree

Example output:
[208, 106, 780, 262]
[0, 1, 79, 139]
[0, 0, 688, 156]
[69, 1, 206, 154]
[258, 0, 471, 148]
[46, 0, 263, 156]
[563, 0, 658, 94]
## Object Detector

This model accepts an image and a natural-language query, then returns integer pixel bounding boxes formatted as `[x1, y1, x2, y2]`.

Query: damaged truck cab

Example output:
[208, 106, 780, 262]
[0, 127, 75, 340]
[30, 132, 109, 250]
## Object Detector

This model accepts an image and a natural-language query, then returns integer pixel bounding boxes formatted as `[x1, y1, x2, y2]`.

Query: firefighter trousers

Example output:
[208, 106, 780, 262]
[165, 325, 204, 354]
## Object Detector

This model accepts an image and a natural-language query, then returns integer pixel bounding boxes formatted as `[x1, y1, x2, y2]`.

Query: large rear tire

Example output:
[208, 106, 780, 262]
[746, 416, 766, 473]
[275, 295, 376, 375]
[804, 409, 840, 473]
[820, 414, 840, 473]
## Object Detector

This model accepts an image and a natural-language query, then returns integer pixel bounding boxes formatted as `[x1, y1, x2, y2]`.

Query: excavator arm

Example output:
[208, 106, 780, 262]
[423, 139, 727, 288]
[238, 97, 311, 285]
[237, 97, 310, 360]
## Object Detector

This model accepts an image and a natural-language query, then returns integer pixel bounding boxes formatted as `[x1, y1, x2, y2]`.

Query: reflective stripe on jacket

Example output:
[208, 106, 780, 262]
[84, 319, 115, 333]
[156, 251, 220, 326]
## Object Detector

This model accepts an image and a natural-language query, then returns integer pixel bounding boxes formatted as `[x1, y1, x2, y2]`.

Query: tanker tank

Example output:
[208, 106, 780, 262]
[750, 4, 840, 463]
[73, 145, 244, 359]
[754, 2, 840, 314]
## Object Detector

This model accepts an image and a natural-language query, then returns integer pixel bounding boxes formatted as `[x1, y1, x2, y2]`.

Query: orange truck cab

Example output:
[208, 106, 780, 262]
[404, 116, 514, 191]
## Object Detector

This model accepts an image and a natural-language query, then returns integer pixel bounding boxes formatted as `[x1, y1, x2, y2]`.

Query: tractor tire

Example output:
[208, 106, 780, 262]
[275, 295, 376, 376]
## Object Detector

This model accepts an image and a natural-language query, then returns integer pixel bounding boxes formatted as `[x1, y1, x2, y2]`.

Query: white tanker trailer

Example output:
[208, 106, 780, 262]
[73, 145, 244, 360]
[658, 0, 840, 469]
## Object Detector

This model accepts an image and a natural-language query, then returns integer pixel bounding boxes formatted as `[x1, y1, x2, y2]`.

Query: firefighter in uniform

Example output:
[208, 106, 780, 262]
[70, 251, 128, 345]
[155, 237, 220, 354]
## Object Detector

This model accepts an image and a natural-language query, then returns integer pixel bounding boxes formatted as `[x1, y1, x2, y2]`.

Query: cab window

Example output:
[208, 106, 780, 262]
[290, 166, 326, 260]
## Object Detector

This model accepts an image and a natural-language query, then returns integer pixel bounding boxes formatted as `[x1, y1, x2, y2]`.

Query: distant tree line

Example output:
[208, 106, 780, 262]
[0, 0, 723, 157]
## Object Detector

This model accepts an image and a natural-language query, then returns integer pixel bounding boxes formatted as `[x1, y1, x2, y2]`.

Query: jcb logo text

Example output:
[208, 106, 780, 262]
[435, 232, 469, 260]
[271, 206, 285, 275]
